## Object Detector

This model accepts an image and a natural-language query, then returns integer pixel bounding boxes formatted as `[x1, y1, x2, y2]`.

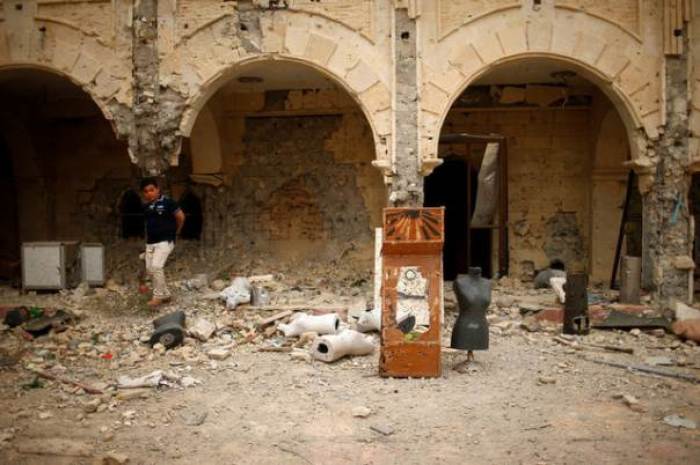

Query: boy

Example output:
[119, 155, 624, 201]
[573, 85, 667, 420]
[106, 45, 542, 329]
[141, 178, 185, 307]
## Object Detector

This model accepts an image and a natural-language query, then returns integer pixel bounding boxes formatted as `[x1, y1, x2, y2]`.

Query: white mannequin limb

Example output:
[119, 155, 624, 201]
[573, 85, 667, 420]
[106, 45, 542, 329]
[278, 313, 339, 337]
[311, 329, 375, 362]
[550, 276, 566, 304]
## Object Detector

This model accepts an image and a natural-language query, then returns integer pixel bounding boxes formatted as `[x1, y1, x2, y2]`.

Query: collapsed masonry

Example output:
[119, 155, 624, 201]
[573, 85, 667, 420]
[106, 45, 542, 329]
[0, 1, 697, 308]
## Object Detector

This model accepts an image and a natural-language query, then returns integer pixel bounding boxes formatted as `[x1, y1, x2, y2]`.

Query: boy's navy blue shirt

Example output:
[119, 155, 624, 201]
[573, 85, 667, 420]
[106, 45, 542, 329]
[143, 195, 180, 244]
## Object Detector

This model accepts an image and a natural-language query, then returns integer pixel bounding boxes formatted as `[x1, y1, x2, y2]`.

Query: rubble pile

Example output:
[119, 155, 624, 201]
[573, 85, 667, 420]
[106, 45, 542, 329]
[1, 265, 699, 462]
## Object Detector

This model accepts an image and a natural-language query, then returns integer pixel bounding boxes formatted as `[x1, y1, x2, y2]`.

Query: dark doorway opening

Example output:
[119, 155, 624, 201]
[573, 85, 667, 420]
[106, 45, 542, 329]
[0, 135, 20, 280]
[691, 174, 700, 284]
[424, 157, 493, 280]
[179, 191, 203, 240]
[120, 190, 144, 239]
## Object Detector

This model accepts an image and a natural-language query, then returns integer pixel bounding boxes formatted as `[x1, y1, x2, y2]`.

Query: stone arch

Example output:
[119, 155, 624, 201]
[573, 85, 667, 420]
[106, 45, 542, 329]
[419, 8, 661, 174]
[180, 56, 390, 172]
[0, 63, 124, 141]
[162, 9, 392, 174]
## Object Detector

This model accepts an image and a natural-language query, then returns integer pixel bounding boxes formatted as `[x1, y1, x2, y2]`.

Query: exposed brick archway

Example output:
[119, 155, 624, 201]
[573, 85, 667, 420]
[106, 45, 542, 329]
[419, 6, 662, 176]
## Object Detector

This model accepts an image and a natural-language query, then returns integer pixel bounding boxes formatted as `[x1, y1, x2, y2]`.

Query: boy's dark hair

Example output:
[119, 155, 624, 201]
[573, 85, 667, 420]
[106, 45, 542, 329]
[140, 177, 158, 190]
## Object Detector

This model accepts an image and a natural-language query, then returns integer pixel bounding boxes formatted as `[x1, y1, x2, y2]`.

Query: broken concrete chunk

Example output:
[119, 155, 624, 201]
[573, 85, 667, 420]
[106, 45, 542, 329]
[663, 414, 697, 429]
[352, 406, 372, 418]
[370, 423, 395, 436]
[673, 301, 700, 321]
[207, 348, 230, 361]
[189, 318, 216, 341]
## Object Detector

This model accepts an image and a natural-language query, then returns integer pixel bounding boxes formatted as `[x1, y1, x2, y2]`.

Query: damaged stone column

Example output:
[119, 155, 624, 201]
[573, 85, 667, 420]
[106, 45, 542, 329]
[643, 28, 693, 306]
[390, 6, 422, 206]
[131, 0, 184, 176]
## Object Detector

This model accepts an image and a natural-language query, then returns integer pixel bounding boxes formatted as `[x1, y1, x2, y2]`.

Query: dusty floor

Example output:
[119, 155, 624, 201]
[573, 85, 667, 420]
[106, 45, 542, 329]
[0, 258, 699, 465]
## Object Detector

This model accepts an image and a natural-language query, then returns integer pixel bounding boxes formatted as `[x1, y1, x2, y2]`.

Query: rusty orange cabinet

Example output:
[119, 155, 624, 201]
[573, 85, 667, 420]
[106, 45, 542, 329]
[379, 207, 444, 378]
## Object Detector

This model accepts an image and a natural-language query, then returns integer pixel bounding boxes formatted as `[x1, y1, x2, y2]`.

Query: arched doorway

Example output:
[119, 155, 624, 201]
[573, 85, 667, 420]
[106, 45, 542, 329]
[0, 68, 132, 260]
[183, 59, 386, 266]
[429, 58, 639, 284]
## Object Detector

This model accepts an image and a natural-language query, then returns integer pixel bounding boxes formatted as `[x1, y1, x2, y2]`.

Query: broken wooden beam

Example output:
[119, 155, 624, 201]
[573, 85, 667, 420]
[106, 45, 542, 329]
[27, 367, 104, 394]
[256, 310, 293, 329]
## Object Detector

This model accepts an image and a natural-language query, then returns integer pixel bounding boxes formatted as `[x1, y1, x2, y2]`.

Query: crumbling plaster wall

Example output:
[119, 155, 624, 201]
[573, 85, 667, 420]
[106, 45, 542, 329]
[160, 0, 394, 179]
[417, 0, 664, 175]
[186, 88, 385, 263]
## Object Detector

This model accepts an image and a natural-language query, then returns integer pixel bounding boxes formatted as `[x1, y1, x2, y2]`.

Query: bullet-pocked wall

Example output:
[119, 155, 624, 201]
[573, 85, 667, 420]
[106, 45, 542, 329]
[0, 68, 132, 267]
[433, 59, 632, 283]
[183, 60, 386, 264]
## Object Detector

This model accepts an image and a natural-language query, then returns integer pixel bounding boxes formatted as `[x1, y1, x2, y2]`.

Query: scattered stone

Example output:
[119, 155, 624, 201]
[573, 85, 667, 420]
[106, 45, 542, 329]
[210, 279, 227, 291]
[207, 348, 230, 361]
[189, 318, 216, 342]
[0, 428, 15, 450]
[290, 349, 312, 363]
[83, 398, 102, 414]
[181, 410, 208, 427]
[185, 274, 208, 291]
[98, 451, 130, 464]
[495, 295, 515, 308]
[370, 423, 395, 436]
[674, 301, 700, 321]
[521, 317, 543, 333]
[519, 303, 543, 315]
[630, 328, 641, 337]
[38, 411, 53, 420]
[663, 414, 697, 429]
[352, 406, 372, 418]
[537, 376, 556, 385]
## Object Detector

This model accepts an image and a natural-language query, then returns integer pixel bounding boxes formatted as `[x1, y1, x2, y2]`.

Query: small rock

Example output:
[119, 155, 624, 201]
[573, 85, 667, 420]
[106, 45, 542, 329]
[630, 328, 641, 337]
[663, 414, 697, 429]
[189, 318, 216, 341]
[649, 328, 666, 338]
[99, 451, 130, 465]
[622, 394, 639, 407]
[207, 348, 230, 361]
[83, 398, 102, 414]
[38, 411, 53, 420]
[210, 279, 227, 292]
[537, 376, 556, 385]
[290, 350, 312, 363]
[181, 410, 208, 427]
[352, 406, 372, 418]
[370, 423, 395, 436]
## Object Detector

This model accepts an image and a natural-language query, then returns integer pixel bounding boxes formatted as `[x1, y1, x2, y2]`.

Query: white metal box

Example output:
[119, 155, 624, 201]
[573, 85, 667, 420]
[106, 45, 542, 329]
[22, 241, 80, 290]
[80, 243, 105, 286]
